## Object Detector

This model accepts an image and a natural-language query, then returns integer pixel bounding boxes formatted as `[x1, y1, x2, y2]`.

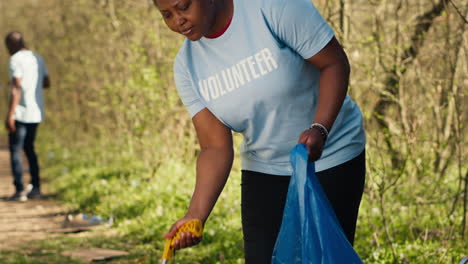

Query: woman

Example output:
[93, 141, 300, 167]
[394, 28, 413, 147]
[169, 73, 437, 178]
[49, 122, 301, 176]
[154, 0, 366, 262]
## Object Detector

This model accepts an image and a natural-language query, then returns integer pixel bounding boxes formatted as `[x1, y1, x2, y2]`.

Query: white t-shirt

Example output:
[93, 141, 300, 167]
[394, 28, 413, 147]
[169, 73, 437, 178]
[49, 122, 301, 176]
[8, 50, 48, 123]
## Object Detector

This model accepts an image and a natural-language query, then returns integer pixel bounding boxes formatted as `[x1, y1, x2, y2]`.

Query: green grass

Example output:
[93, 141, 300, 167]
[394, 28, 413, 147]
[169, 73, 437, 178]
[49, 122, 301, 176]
[36, 136, 245, 264]
[0, 232, 161, 264]
[0, 130, 463, 264]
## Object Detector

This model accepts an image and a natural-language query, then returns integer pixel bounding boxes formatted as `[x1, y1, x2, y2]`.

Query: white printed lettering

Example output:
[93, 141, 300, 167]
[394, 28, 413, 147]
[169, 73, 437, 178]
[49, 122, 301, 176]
[221, 68, 235, 92]
[216, 74, 227, 96]
[231, 64, 245, 88]
[247, 56, 260, 79]
[208, 76, 220, 99]
[199, 80, 211, 102]
[261, 48, 278, 71]
[254, 53, 267, 75]
[196, 48, 279, 102]
[238, 59, 252, 83]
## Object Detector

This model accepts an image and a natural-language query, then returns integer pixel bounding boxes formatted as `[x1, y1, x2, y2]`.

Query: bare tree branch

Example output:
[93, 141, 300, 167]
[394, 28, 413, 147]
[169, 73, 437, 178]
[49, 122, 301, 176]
[373, 0, 450, 169]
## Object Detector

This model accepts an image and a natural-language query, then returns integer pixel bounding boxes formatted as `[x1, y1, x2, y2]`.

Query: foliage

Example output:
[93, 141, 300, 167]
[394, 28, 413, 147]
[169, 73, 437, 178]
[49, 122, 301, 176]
[0, 0, 466, 263]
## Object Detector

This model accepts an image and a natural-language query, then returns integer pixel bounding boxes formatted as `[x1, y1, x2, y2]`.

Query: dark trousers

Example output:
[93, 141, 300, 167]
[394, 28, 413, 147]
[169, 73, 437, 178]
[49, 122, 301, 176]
[8, 121, 40, 192]
[241, 150, 366, 264]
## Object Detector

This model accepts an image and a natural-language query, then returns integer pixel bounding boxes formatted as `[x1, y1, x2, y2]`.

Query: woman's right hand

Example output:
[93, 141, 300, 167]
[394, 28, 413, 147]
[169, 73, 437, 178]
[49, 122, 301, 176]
[164, 216, 203, 250]
[163, 108, 232, 251]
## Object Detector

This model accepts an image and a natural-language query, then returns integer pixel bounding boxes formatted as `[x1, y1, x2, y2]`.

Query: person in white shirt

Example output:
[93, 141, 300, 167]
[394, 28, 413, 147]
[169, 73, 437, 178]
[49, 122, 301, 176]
[4, 32, 50, 202]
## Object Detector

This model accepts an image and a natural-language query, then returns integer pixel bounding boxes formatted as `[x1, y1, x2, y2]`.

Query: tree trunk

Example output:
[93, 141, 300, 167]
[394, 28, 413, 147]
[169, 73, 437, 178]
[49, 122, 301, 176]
[373, 0, 450, 169]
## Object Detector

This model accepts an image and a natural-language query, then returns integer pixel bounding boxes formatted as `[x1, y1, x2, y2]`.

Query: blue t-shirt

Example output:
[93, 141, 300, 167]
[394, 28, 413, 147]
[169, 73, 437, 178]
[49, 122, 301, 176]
[173, 0, 365, 175]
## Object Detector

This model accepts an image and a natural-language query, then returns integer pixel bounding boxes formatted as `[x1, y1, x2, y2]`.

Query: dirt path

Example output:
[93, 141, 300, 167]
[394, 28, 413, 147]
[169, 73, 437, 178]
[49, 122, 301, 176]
[0, 136, 68, 251]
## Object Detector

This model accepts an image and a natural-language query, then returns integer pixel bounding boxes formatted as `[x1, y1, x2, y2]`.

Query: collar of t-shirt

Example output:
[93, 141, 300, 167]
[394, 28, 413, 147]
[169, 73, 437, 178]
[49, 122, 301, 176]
[205, 14, 233, 39]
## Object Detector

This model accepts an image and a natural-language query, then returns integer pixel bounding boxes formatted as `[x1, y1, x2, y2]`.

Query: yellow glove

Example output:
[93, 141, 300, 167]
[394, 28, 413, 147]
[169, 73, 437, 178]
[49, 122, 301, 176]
[161, 219, 203, 264]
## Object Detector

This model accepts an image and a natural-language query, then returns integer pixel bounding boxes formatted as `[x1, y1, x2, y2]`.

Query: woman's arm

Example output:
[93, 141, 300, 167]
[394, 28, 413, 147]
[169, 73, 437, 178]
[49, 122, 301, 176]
[298, 37, 351, 161]
[164, 108, 234, 249]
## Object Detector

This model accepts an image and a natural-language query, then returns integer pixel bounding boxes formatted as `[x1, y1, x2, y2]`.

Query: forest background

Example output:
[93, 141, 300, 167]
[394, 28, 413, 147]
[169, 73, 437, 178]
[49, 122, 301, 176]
[0, 0, 466, 263]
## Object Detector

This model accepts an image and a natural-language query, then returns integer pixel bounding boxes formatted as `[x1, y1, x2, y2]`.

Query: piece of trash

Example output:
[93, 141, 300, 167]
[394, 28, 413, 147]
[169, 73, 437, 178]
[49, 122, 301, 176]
[81, 214, 103, 224]
[50, 213, 113, 233]
[62, 248, 129, 262]
[161, 219, 203, 264]
[62, 213, 103, 228]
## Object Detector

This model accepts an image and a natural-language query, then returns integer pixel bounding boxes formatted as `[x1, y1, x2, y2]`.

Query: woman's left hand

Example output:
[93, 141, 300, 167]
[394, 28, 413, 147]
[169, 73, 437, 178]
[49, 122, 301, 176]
[298, 128, 325, 161]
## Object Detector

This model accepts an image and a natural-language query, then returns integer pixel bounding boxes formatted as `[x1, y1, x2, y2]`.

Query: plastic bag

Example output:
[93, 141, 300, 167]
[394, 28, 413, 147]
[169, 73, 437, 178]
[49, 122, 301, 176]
[272, 144, 363, 264]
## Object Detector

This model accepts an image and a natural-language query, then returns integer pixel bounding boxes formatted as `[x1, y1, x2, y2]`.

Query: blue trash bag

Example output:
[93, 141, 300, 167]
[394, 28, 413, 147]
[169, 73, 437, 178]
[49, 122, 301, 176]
[272, 144, 363, 264]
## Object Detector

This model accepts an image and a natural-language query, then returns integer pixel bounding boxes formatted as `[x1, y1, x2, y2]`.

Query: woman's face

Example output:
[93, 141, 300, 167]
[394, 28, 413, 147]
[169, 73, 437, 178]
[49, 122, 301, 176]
[154, 0, 215, 41]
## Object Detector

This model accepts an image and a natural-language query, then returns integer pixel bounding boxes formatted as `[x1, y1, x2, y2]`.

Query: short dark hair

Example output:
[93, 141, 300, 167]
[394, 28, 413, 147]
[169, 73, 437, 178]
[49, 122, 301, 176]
[5, 31, 25, 48]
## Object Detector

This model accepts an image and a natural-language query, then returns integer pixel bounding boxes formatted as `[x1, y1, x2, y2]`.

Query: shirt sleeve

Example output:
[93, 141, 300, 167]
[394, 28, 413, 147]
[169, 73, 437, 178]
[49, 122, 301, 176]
[8, 57, 23, 79]
[264, 0, 335, 59]
[173, 56, 205, 118]
[39, 56, 49, 76]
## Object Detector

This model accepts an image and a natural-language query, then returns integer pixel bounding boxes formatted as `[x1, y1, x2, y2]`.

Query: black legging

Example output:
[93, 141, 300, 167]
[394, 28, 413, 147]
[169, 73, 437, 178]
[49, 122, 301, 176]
[241, 150, 365, 264]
